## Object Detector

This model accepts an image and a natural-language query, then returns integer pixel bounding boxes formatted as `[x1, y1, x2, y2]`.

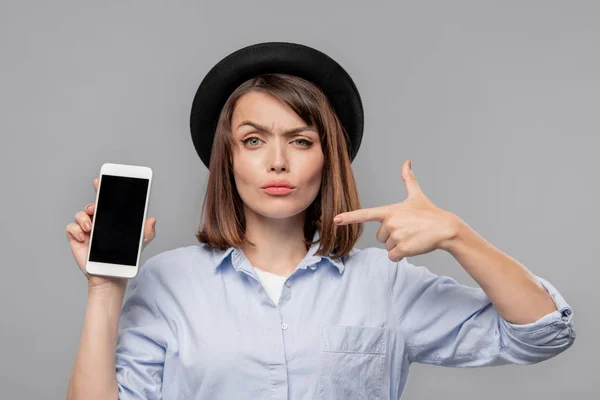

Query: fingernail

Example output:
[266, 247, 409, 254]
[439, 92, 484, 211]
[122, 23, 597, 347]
[84, 222, 91, 231]
[86, 204, 93, 211]
[334, 216, 342, 224]
[152, 220, 156, 229]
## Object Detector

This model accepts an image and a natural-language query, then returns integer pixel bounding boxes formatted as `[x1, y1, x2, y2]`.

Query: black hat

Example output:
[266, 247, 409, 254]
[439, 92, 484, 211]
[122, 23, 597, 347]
[190, 42, 364, 168]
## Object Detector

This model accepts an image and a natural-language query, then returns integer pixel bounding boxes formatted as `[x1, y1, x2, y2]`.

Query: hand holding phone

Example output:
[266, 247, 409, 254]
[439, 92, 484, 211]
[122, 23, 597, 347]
[65, 163, 156, 287]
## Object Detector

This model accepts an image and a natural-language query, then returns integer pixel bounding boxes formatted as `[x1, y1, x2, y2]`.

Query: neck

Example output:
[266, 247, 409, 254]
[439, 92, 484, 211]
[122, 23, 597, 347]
[240, 208, 311, 277]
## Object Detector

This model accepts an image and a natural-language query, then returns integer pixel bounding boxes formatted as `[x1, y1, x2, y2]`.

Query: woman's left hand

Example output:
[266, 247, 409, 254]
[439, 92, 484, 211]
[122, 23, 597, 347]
[333, 160, 462, 262]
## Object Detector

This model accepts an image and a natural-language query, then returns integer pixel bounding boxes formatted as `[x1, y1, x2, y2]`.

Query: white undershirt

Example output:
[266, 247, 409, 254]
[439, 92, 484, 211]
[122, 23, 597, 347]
[252, 266, 288, 305]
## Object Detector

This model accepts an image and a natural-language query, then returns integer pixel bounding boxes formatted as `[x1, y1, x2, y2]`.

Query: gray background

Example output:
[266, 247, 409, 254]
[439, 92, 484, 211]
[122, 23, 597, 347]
[0, 0, 597, 398]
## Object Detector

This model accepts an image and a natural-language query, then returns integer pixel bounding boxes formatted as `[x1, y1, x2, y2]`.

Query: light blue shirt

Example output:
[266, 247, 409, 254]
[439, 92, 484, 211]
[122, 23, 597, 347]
[116, 231, 575, 399]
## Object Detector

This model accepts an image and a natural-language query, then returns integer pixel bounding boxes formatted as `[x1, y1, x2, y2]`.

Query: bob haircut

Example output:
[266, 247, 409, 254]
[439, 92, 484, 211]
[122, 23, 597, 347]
[196, 73, 363, 259]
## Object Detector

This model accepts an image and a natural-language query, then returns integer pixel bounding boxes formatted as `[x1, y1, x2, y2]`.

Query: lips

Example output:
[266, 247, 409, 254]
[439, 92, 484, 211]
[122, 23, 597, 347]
[261, 180, 295, 189]
[263, 187, 294, 195]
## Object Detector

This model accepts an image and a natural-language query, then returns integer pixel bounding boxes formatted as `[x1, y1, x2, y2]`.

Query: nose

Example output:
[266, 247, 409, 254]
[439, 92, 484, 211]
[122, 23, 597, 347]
[269, 141, 288, 172]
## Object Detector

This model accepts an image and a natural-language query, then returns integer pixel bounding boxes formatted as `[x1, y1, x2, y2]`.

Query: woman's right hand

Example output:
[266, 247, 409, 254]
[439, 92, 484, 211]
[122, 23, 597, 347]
[65, 177, 157, 290]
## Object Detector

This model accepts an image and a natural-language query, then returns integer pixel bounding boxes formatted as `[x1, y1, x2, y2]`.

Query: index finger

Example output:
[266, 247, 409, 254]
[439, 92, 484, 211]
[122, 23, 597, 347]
[334, 206, 389, 225]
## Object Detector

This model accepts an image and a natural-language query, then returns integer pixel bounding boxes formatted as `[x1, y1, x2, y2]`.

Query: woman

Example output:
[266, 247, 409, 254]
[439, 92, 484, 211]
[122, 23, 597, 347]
[65, 42, 575, 399]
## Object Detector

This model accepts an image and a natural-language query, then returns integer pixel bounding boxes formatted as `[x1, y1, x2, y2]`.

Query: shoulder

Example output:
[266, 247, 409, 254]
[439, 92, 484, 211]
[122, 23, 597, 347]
[136, 243, 215, 283]
[345, 246, 389, 260]
[344, 246, 398, 269]
[341, 246, 398, 283]
[344, 246, 436, 285]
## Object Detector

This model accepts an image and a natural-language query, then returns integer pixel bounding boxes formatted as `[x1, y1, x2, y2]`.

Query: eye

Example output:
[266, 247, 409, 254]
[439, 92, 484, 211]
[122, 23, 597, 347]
[241, 136, 262, 147]
[293, 139, 314, 147]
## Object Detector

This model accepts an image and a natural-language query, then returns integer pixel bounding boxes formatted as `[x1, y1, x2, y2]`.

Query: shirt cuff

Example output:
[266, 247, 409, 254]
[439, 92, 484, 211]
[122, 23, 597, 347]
[503, 275, 573, 331]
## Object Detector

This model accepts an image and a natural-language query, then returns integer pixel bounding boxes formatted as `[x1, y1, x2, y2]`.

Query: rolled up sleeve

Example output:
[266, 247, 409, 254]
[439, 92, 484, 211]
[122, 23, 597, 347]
[389, 258, 576, 367]
[116, 258, 169, 399]
[498, 276, 575, 364]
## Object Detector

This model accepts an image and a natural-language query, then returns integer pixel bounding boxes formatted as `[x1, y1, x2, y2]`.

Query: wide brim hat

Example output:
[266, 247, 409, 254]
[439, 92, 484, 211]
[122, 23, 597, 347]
[190, 41, 364, 168]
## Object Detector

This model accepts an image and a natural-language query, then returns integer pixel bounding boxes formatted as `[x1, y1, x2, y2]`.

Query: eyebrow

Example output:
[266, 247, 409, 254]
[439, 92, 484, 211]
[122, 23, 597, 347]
[236, 120, 316, 136]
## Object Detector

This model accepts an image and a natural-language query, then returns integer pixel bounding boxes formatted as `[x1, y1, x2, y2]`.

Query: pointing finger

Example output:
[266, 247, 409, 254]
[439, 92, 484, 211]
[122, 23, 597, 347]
[334, 206, 389, 225]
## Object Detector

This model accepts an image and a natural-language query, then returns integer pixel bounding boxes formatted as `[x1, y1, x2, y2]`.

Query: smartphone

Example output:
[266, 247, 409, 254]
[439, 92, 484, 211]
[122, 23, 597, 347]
[85, 163, 153, 279]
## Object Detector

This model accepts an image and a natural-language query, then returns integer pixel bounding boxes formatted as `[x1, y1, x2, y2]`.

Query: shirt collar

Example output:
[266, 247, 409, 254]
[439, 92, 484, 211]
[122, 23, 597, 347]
[211, 229, 349, 274]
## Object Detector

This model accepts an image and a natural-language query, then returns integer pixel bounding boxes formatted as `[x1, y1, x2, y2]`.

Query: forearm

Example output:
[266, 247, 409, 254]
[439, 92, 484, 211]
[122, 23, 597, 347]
[440, 217, 557, 325]
[66, 284, 126, 400]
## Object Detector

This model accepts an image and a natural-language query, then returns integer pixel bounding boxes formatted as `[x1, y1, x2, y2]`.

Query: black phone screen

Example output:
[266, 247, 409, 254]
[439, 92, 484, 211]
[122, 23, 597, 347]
[88, 174, 150, 266]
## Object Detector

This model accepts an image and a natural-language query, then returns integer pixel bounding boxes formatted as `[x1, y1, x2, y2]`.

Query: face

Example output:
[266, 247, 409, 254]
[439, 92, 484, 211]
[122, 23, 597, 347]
[230, 91, 324, 222]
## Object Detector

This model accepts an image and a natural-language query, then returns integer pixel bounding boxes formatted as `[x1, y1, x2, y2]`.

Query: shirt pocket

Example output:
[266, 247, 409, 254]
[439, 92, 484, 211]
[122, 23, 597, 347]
[316, 325, 388, 400]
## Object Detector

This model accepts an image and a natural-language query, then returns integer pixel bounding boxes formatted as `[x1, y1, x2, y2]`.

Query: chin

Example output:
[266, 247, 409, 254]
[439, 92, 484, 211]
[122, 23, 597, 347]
[240, 189, 319, 220]
[258, 208, 306, 220]
[250, 203, 309, 220]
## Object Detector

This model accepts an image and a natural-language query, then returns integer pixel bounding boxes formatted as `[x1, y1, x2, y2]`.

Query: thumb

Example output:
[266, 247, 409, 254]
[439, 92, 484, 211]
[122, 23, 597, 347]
[402, 160, 422, 197]
[144, 218, 156, 243]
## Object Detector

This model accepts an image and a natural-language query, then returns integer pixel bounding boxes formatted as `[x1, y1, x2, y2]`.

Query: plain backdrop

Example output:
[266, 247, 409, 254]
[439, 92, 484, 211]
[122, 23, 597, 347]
[1, 1, 597, 399]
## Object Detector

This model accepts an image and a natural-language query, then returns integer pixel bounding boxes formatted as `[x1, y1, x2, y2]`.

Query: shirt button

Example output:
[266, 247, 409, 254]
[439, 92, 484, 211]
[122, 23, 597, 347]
[281, 322, 288, 330]
[285, 281, 291, 287]
[309, 264, 316, 270]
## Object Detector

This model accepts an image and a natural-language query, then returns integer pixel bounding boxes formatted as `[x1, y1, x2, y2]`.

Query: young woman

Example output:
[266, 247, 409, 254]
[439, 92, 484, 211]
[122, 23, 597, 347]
[66, 42, 575, 400]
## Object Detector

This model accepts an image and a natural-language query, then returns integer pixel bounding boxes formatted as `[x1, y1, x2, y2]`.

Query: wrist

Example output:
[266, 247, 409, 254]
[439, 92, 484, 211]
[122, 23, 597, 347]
[86, 281, 127, 322]
[87, 278, 127, 299]
[438, 213, 468, 253]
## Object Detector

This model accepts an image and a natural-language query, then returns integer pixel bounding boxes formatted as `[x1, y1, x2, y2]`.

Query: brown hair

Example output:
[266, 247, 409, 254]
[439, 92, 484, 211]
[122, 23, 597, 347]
[195, 73, 363, 259]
